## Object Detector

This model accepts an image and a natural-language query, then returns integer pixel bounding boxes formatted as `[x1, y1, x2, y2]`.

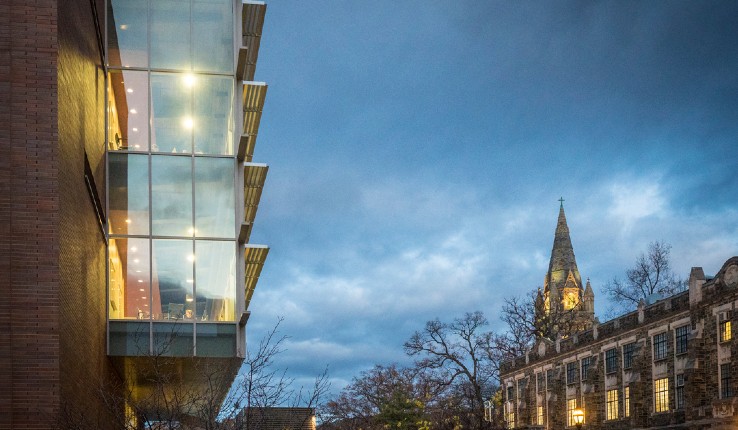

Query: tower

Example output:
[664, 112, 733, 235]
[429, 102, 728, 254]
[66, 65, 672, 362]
[537, 200, 595, 338]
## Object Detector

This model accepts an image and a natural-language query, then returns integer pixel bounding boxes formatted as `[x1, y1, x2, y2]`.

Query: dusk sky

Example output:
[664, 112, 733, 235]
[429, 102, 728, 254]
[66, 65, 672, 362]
[245, 1, 738, 394]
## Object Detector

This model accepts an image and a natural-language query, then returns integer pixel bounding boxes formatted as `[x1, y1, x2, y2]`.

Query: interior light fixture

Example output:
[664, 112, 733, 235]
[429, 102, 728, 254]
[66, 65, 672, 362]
[139, 288, 145, 292]
[130, 246, 137, 252]
[182, 117, 194, 129]
[132, 128, 138, 132]
[137, 279, 143, 283]
[120, 24, 128, 30]
[187, 254, 195, 262]
[130, 108, 137, 114]
[182, 73, 196, 87]
[125, 219, 131, 224]
[133, 259, 140, 264]
[126, 88, 133, 93]
[186, 294, 194, 302]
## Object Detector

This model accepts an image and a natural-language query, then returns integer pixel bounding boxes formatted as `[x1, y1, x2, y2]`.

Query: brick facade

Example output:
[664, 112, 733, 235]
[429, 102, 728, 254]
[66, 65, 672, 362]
[0, 0, 117, 428]
[501, 257, 738, 430]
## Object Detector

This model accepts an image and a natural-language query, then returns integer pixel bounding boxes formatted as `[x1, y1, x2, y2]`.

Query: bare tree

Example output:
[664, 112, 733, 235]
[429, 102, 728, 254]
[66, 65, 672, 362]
[403, 312, 496, 430]
[604, 241, 686, 314]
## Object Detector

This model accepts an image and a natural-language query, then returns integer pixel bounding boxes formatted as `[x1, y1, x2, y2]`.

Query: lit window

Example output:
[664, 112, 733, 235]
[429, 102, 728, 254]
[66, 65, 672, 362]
[563, 289, 579, 310]
[624, 386, 630, 417]
[606, 389, 619, 420]
[653, 332, 668, 360]
[537, 405, 543, 426]
[675, 325, 689, 355]
[720, 320, 732, 342]
[567, 362, 578, 385]
[567, 398, 578, 427]
[654, 377, 669, 412]
[605, 348, 618, 374]
[721, 363, 733, 398]
[505, 404, 515, 429]
[623, 342, 636, 369]
[676, 374, 684, 409]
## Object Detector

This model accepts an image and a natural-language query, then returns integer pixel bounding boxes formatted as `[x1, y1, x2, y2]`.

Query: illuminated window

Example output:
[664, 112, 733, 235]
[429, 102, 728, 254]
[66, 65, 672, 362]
[653, 332, 668, 360]
[537, 405, 543, 426]
[675, 325, 689, 355]
[720, 320, 732, 342]
[567, 362, 578, 385]
[563, 289, 579, 310]
[676, 374, 684, 409]
[721, 363, 733, 398]
[505, 406, 515, 429]
[624, 386, 630, 417]
[654, 378, 669, 412]
[566, 398, 578, 427]
[623, 342, 636, 369]
[606, 389, 619, 420]
[605, 348, 618, 374]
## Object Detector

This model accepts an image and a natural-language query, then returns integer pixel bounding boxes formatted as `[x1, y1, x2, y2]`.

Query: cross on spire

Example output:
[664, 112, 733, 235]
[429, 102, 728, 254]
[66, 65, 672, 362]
[559, 197, 565, 207]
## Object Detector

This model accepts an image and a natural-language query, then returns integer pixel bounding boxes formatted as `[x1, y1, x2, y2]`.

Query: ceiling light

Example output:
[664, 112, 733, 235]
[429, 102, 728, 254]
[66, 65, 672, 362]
[130, 108, 137, 114]
[120, 24, 128, 30]
[126, 88, 133, 93]
[182, 73, 196, 87]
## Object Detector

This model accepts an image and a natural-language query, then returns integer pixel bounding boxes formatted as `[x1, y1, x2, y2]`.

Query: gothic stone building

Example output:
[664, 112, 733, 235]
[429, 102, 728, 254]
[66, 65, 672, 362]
[500, 204, 738, 429]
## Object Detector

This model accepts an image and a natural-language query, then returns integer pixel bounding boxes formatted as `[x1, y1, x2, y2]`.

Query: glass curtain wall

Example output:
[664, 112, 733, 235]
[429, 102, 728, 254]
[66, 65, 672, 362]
[106, 0, 237, 357]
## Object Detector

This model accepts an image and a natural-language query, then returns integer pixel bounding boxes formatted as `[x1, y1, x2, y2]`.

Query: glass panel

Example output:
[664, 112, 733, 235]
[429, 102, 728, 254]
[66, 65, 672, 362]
[193, 75, 234, 155]
[108, 70, 149, 152]
[107, 0, 148, 68]
[152, 239, 193, 321]
[150, 0, 191, 71]
[196, 323, 236, 357]
[195, 241, 236, 321]
[109, 321, 150, 355]
[153, 322, 194, 356]
[109, 238, 151, 320]
[151, 155, 192, 236]
[195, 158, 235, 238]
[108, 153, 149, 235]
[151, 73, 193, 154]
[193, 0, 233, 73]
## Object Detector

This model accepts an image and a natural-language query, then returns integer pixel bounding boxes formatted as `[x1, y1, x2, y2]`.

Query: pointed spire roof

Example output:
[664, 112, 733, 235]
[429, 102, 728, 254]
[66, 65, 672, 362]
[545, 199, 582, 292]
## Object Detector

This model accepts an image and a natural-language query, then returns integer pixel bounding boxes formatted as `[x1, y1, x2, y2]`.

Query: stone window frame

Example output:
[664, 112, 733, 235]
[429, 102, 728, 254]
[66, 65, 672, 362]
[606, 388, 619, 420]
[536, 371, 545, 393]
[580, 355, 594, 380]
[674, 325, 689, 355]
[720, 363, 733, 399]
[622, 342, 637, 369]
[653, 332, 668, 361]
[654, 377, 669, 413]
[566, 398, 578, 427]
[605, 348, 618, 374]
[566, 361, 578, 385]
[719, 319, 732, 343]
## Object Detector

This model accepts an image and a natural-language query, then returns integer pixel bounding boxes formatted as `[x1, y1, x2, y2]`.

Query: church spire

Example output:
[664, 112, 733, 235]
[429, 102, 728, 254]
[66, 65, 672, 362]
[544, 199, 582, 295]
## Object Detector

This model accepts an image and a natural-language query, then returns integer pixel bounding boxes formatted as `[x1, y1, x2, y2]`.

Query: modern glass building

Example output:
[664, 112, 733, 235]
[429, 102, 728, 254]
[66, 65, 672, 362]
[104, 0, 269, 400]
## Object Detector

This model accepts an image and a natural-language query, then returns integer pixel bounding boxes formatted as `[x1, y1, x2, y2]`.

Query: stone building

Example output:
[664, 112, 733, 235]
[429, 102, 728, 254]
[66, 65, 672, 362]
[500, 205, 738, 429]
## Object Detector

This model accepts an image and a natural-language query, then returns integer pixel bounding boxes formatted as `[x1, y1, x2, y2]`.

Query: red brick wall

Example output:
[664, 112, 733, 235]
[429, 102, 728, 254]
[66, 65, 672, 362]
[0, 0, 61, 428]
[57, 0, 118, 426]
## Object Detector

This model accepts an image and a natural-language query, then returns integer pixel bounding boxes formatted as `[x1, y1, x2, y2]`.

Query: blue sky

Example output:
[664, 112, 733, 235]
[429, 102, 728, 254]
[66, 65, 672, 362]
[245, 1, 738, 393]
